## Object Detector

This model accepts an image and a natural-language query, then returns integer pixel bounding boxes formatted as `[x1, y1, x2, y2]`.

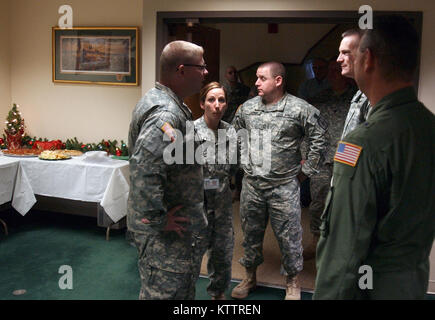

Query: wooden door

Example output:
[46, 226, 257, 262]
[171, 24, 220, 120]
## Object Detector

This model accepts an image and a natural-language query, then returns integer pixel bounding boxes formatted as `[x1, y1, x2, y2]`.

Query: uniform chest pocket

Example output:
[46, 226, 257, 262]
[271, 114, 301, 142]
[245, 111, 265, 130]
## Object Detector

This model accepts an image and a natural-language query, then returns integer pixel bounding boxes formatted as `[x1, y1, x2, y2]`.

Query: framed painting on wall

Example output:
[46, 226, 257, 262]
[52, 27, 139, 86]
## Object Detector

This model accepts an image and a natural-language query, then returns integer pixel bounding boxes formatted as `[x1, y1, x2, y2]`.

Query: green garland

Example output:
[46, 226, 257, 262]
[1, 134, 128, 156]
[1, 103, 128, 155]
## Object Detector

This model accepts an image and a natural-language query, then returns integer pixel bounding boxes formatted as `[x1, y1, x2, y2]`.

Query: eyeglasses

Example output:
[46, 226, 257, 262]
[182, 63, 207, 70]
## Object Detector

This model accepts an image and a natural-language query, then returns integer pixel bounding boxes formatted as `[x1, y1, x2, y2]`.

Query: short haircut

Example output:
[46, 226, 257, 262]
[359, 15, 419, 82]
[199, 81, 227, 104]
[258, 61, 287, 89]
[341, 28, 364, 39]
[160, 40, 204, 77]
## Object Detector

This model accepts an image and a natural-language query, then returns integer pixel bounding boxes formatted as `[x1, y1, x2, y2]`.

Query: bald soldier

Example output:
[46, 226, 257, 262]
[314, 15, 435, 300]
[232, 61, 327, 300]
[127, 40, 209, 300]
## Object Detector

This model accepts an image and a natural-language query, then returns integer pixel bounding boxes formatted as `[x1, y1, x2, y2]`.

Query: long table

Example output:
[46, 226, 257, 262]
[0, 156, 19, 206]
[0, 152, 130, 238]
[0, 156, 20, 235]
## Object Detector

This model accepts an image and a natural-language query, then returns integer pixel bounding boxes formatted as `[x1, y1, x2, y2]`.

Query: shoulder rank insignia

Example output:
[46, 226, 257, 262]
[160, 122, 177, 142]
[334, 141, 362, 167]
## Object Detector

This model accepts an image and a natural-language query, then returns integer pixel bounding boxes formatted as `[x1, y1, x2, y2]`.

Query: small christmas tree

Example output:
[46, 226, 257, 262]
[4, 103, 25, 149]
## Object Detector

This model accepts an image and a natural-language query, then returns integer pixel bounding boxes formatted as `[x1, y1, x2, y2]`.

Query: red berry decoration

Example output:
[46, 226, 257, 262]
[116, 148, 122, 156]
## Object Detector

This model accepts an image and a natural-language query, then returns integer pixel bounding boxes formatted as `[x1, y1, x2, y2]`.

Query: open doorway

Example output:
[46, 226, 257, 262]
[156, 10, 423, 292]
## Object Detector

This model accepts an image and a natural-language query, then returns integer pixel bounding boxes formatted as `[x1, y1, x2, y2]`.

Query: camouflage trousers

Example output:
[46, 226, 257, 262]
[309, 164, 332, 235]
[204, 206, 234, 297]
[133, 230, 207, 300]
[239, 177, 303, 277]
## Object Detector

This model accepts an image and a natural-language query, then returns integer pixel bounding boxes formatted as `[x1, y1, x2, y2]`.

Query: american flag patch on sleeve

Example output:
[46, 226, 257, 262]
[334, 141, 362, 167]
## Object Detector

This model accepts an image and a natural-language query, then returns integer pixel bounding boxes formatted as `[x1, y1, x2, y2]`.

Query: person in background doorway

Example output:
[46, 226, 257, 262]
[303, 59, 356, 260]
[222, 66, 250, 202]
[298, 58, 330, 103]
[222, 66, 251, 124]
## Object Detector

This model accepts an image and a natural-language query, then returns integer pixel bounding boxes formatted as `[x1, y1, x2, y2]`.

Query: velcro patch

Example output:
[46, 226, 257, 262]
[314, 113, 328, 131]
[160, 122, 177, 142]
[334, 141, 362, 167]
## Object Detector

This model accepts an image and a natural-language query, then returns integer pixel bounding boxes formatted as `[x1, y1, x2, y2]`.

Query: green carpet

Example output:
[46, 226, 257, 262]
[0, 209, 308, 300]
[1, 209, 433, 301]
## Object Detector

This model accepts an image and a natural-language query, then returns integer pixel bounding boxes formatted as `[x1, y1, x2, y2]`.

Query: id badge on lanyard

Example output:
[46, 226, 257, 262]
[204, 178, 219, 190]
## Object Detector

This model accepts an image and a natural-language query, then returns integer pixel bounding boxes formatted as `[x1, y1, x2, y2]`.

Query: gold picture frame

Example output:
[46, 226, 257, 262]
[52, 27, 139, 86]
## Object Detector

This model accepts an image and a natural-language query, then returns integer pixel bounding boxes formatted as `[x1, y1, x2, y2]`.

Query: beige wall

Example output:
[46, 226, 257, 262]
[0, 0, 11, 125]
[212, 23, 335, 81]
[6, 0, 142, 142]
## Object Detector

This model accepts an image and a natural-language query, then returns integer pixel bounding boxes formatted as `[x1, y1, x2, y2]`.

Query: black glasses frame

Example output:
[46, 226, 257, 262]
[182, 63, 207, 70]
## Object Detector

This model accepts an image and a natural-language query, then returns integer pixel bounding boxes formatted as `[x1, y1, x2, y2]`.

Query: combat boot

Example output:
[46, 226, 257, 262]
[285, 275, 301, 300]
[231, 267, 257, 299]
[211, 293, 226, 300]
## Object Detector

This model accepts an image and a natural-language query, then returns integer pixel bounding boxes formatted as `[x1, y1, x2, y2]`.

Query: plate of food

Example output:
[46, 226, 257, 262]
[2, 149, 42, 157]
[61, 149, 83, 157]
[38, 150, 71, 161]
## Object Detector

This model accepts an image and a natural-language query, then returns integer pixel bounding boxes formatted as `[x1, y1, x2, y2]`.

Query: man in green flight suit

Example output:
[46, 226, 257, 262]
[314, 15, 435, 299]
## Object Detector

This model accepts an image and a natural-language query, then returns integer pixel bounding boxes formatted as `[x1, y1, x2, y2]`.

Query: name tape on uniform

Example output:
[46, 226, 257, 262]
[334, 141, 362, 167]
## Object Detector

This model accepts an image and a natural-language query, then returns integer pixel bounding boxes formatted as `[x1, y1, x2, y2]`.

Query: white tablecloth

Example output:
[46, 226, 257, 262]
[0, 157, 20, 206]
[0, 154, 130, 223]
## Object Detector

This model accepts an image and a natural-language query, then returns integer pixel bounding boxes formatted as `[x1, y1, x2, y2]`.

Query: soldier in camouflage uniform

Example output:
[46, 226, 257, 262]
[337, 29, 371, 140]
[303, 60, 357, 259]
[231, 62, 327, 300]
[194, 82, 238, 300]
[222, 66, 251, 124]
[127, 40, 209, 300]
[221, 66, 250, 202]
[341, 90, 370, 139]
